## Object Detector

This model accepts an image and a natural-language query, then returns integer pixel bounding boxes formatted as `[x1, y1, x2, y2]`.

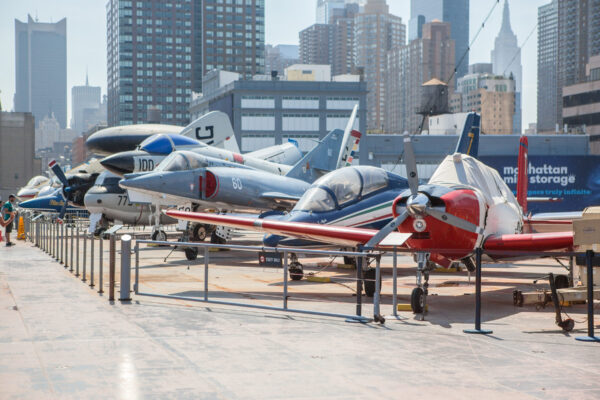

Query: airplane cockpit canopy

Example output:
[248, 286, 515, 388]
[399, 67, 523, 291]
[154, 151, 204, 172]
[139, 134, 204, 155]
[26, 176, 49, 187]
[294, 166, 389, 212]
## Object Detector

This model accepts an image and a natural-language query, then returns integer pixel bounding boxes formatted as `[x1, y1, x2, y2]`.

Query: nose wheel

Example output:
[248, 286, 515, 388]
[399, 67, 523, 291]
[411, 253, 432, 320]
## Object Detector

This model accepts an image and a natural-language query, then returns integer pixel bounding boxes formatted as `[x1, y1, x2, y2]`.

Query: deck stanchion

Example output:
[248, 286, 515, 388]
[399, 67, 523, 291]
[373, 256, 382, 322]
[576, 250, 600, 342]
[134, 242, 139, 294]
[89, 234, 95, 287]
[98, 237, 104, 294]
[464, 247, 493, 335]
[204, 246, 209, 301]
[60, 223, 64, 264]
[392, 248, 398, 318]
[119, 235, 132, 301]
[69, 225, 74, 273]
[283, 251, 288, 310]
[82, 232, 87, 282]
[75, 228, 80, 277]
[355, 250, 363, 317]
[109, 234, 116, 301]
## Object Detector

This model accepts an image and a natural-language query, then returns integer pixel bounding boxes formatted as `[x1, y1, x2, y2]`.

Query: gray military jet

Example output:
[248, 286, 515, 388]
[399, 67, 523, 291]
[119, 107, 361, 252]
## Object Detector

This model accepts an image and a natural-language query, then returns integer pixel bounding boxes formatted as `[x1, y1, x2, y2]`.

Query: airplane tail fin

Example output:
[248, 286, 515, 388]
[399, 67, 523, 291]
[284, 128, 347, 183]
[336, 105, 360, 168]
[179, 111, 240, 152]
[285, 106, 361, 183]
[455, 112, 480, 158]
[517, 134, 529, 214]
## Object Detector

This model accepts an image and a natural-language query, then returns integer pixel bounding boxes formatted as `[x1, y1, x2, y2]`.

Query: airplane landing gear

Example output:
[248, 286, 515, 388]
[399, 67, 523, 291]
[411, 252, 433, 320]
[151, 229, 167, 242]
[210, 231, 227, 245]
[288, 253, 304, 281]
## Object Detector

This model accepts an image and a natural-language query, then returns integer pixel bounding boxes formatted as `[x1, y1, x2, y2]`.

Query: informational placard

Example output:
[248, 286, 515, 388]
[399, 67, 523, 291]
[258, 251, 283, 268]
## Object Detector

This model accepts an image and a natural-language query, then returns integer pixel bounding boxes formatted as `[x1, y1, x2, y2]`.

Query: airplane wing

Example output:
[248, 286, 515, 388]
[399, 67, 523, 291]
[166, 210, 411, 248]
[483, 231, 573, 253]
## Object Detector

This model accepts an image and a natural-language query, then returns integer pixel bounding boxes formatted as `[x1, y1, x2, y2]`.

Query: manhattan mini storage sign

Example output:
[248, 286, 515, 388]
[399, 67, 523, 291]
[479, 155, 600, 214]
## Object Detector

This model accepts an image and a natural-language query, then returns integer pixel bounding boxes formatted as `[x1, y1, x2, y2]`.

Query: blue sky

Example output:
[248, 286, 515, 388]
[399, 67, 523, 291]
[0, 0, 546, 130]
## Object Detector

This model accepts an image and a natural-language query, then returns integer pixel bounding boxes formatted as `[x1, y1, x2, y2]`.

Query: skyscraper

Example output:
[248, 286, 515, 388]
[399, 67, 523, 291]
[491, 0, 522, 133]
[355, 0, 405, 131]
[14, 15, 67, 128]
[106, 0, 198, 126]
[201, 0, 265, 79]
[537, 0, 558, 132]
[408, 0, 469, 80]
[316, 0, 346, 24]
[71, 73, 102, 134]
[386, 21, 455, 133]
[300, 2, 358, 76]
[536, 0, 600, 133]
[107, 0, 265, 126]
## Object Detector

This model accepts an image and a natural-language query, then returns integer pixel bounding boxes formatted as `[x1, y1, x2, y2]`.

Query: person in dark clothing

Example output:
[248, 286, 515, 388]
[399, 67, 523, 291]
[1, 194, 17, 246]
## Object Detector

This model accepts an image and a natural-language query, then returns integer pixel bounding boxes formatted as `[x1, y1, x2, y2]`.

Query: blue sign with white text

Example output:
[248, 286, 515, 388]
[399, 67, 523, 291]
[479, 156, 600, 214]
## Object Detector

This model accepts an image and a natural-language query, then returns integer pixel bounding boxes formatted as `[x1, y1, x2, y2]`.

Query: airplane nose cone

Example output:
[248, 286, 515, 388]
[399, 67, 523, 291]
[101, 151, 139, 176]
[119, 173, 163, 194]
[263, 234, 284, 247]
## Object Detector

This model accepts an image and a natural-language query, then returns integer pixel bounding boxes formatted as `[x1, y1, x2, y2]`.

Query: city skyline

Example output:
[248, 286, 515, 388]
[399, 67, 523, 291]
[0, 0, 546, 131]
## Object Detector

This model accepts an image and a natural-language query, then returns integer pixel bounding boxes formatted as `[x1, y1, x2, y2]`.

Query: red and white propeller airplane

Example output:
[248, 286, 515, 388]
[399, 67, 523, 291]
[167, 133, 575, 315]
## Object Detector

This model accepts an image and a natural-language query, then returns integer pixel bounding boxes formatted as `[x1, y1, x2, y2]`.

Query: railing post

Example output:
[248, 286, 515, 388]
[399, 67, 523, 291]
[109, 234, 116, 301]
[576, 250, 600, 342]
[54, 222, 59, 260]
[82, 232, 87, 282]
[373, 255, 382, 321]
[120, 235, 132, 301]
[69, 225, 74, 272]
[464, 247, 493, 335]
[89, 234, 95, 287]
[283, 250, 288, 310]
[392, 247, 398, 318]
[75, 228, 80, 277]
[60, 223, 64, 265]
[355, 250, 363, 317]
[98, 237, 104, 294]
[204, 246, 209, 301]
[134, 241, 139, 294]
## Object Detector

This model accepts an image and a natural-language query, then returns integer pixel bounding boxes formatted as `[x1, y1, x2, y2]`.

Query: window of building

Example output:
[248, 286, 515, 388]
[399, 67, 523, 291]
[242, 113, 275, 131]
[241, 95, 274, 109]
[282, 114, 319, 131]
[282, 97, 319, 109]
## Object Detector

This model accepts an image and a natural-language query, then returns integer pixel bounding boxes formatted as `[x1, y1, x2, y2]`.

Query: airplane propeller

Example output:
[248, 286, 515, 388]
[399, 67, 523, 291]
[364, 133, 483, 249]
[48, 160, 97, 220]
[48, 160, 70, 219]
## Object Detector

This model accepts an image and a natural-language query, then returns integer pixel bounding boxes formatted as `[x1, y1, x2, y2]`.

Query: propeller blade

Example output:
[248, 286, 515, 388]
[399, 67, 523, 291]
[58, 199, 68, 220]
[403, 133, 419, 196]
[425, 208, 484, 235]
[364, 211, 409, 249]
[48, 160, 69, 186]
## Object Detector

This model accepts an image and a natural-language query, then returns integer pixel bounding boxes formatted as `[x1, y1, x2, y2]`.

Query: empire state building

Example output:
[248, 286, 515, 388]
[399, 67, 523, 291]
[491, 0, 522, 133]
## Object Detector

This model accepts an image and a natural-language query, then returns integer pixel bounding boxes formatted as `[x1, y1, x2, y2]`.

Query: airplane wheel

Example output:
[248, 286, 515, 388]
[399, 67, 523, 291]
[411, 287, 425, 314]
[210, 231, 226, 245]
[289, 262, 304, 281]
[554, 274, 569, 289]
[152, 230, 167, 242]
[363, 268, 381, 297]
[193, 224, 207, 241]
[184, 247, 198, 261]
